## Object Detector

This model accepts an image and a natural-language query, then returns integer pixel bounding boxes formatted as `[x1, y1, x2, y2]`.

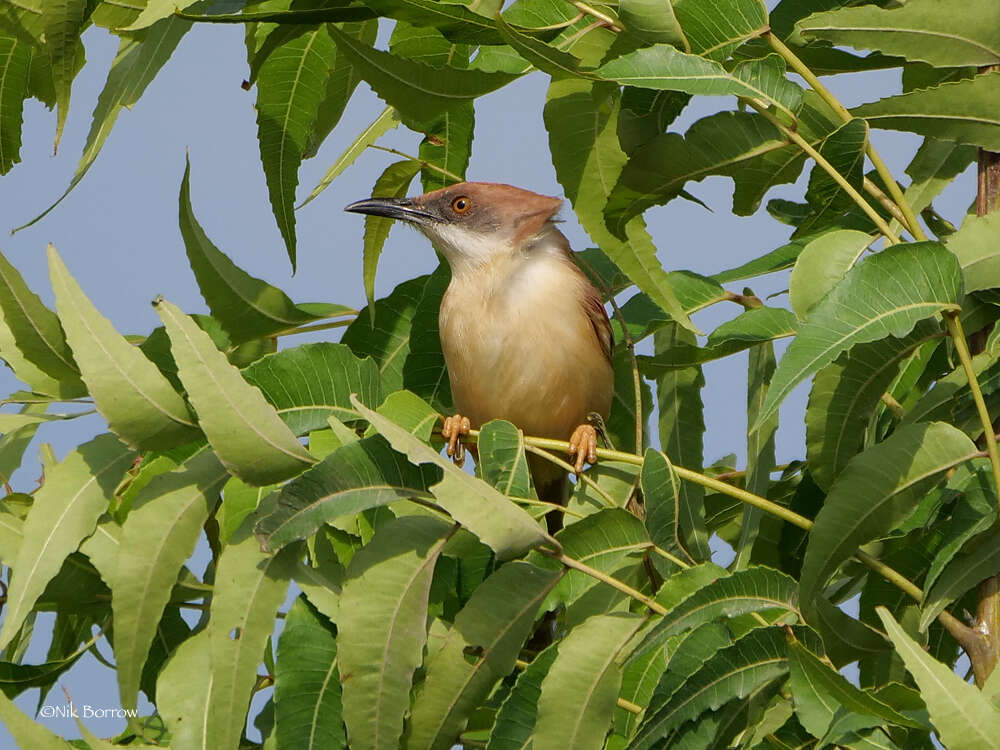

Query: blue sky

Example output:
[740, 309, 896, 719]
[0, 13, 978, 746]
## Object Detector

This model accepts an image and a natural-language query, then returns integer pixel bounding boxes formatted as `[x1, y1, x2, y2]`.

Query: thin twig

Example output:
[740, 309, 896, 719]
[569, 0, 621, 31]
[523, 443, 618, 508]
[367, 144, 464, 183]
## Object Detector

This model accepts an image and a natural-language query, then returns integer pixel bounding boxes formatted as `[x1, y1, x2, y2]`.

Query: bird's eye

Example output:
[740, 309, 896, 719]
[451, 196, 471, 214]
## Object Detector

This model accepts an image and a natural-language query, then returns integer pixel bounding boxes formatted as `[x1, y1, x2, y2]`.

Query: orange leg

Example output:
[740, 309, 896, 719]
[441, 414, 472, 467]
[568, 423, 598, 475]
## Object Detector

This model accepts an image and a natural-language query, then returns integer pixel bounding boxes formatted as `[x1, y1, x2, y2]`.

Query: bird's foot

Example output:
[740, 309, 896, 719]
[568, 423, 599, 475]
[442, 414, 471, 467]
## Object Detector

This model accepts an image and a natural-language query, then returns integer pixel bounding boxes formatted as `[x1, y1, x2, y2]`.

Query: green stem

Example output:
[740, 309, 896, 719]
[744, 100, 900, 244]
[765, 31, 927, 241]
[547, 549, 668, 615]
[367, 144, 464, 182]
[944, 311, 1000, 510]
[569, 0, 621, 31]
[523, 443, 618, 508]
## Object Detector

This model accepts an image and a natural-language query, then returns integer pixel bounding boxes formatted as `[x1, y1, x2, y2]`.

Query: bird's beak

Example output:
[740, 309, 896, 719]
[344, 197, 436, 226]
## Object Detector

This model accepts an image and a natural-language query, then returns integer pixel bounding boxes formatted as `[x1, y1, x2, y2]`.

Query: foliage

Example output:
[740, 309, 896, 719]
[1, 0, 1000, 749]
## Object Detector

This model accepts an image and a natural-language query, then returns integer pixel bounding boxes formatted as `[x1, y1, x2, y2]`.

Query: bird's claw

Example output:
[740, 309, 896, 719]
[568, 424, 598, 475]
[442, 414, 471, 467]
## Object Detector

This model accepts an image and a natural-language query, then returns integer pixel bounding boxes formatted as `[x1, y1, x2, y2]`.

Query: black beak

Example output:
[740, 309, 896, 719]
[344, 197, 436, 225]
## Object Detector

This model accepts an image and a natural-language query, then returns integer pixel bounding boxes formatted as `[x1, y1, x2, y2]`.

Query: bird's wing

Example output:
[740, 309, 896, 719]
[582, 282, 614, 363]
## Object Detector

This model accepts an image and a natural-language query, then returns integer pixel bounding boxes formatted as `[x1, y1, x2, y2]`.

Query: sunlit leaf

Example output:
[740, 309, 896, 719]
[671, 0, 768, 60]
[788, 229, 871, 319]
[339, 516, 453, 750]
[0, 434, 133, 650]
[877, 608, 1000, 750]
[756, 241, 962, 428]
[155, 298, 316, 484]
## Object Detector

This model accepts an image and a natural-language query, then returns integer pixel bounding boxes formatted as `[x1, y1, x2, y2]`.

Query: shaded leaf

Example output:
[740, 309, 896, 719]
[671, 0, 769, 61]
[478, 419, 535, 499]
[0, 36, 31, 175]
[946, 212, 1000, 294]
[486, 644, 559, 750]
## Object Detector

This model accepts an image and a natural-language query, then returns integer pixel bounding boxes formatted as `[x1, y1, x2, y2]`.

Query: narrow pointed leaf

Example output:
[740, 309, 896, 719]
[406, 562, 561, 750]
[535, 612, 645, 750]
[16, 14, 192, 231]
[0, 36, 31, 174]
[800, 422, 980, 606]
[852, 72, 1000, 152]
[798, 118, 868, 236]
[671, 0, 768, 60]
[797, 0, 1000, 67]
[179, 158, 343, 342]
[545, 77, 694, 333]
[113, 451, 229, 710]
[155, 297, 315, 484]
[877, 608, 1000, 750]
[48, 245, 198, 449]
[41, 0, 87, 150]
[256, 24, 337, 268]
[486, 645, 559, 750]
[353, 396, 549, 559]
[478, 419, 535, 498]
[241, 342, 381, 434]
[920, 525, 1000, 631]
[0, 433, 133, 650]
[806, 321, 941, 490]
[362, 160, 422, 314]
[630, 626, 791, 750]
[254, 434, 438, 552]
[326, 23, 518, 126]
[789, 230, 871, 319]
[275, 596, 346, 750]
[300, 105, 400, 208]
[401, 263, 452, 410]
[338, 516, 453, 750]
[757, 241, 962, 428]
[206, 529, 296, 750]
[0, 248, 83, 394]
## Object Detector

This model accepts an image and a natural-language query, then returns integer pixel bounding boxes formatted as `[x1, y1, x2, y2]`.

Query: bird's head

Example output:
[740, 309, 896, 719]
[345, 182, 564, 275]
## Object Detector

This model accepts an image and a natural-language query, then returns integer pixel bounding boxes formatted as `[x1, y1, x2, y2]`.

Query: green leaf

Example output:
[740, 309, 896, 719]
[326, 23, 518, 126]
[300, 105, 400, 208]
[402, 264, 452, 410]
[275, 596, 346, 750]
[798, 118, 868, 236]
[534, 612, 645, 750]
[417, 101, 473, 191]
[112, 450, 228, 711]
[362, 159, 422, 315]
[154, 297, 316, 484]
[544, 77, 695, 333]
[15, 13, 192, 231]
[179, 158, 344, 343]
[342, 274, 427, 393]
[254, 434, 438, 552]
[852, 72, 1000, 152]
[877, 608, 1000, 750]
[353, 396, 550, 559]
[0, 404, 47, 487]
[486, 645, 559, 750]
[920, 524, 1000, 631]
[789, 230, 871, 319]
[619, 0, 687, 49]
[48, 245, 199, 449]
[478, 419, 535, 499]
[787, 638, 922, 739]
[0, 248, 84, 395]
[641, 567, 800, 648]
[0, 434, 134, 650]
[890, 138, 976, 235]
[0, 36, 31, 175]
[256, 24, 337, 268]
[671, 0, 769, 60]
[797, 0, 1000, 68]
[338, 516, 453, 750]
[241, 342, 381, 434]
[406, 562, 560, 750]
[947, 212, 1000, 294]
[41, 0, 87, 151]
[756, 241, 963, 428]
[605, 111, 790, 231]
[805, 321, 942, 490]
[800, 422, 980, 608]
[119, 0, 201, 30]
[630, 626, 790, 750]
[640, 307, 798, 375]
[548, 509, 648, 610]
[641, 449, 696, 565]
[0, 689, 83, 748]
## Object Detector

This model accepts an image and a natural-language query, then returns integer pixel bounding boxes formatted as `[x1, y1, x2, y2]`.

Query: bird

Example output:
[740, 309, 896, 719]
[345, 182, 614, 530]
